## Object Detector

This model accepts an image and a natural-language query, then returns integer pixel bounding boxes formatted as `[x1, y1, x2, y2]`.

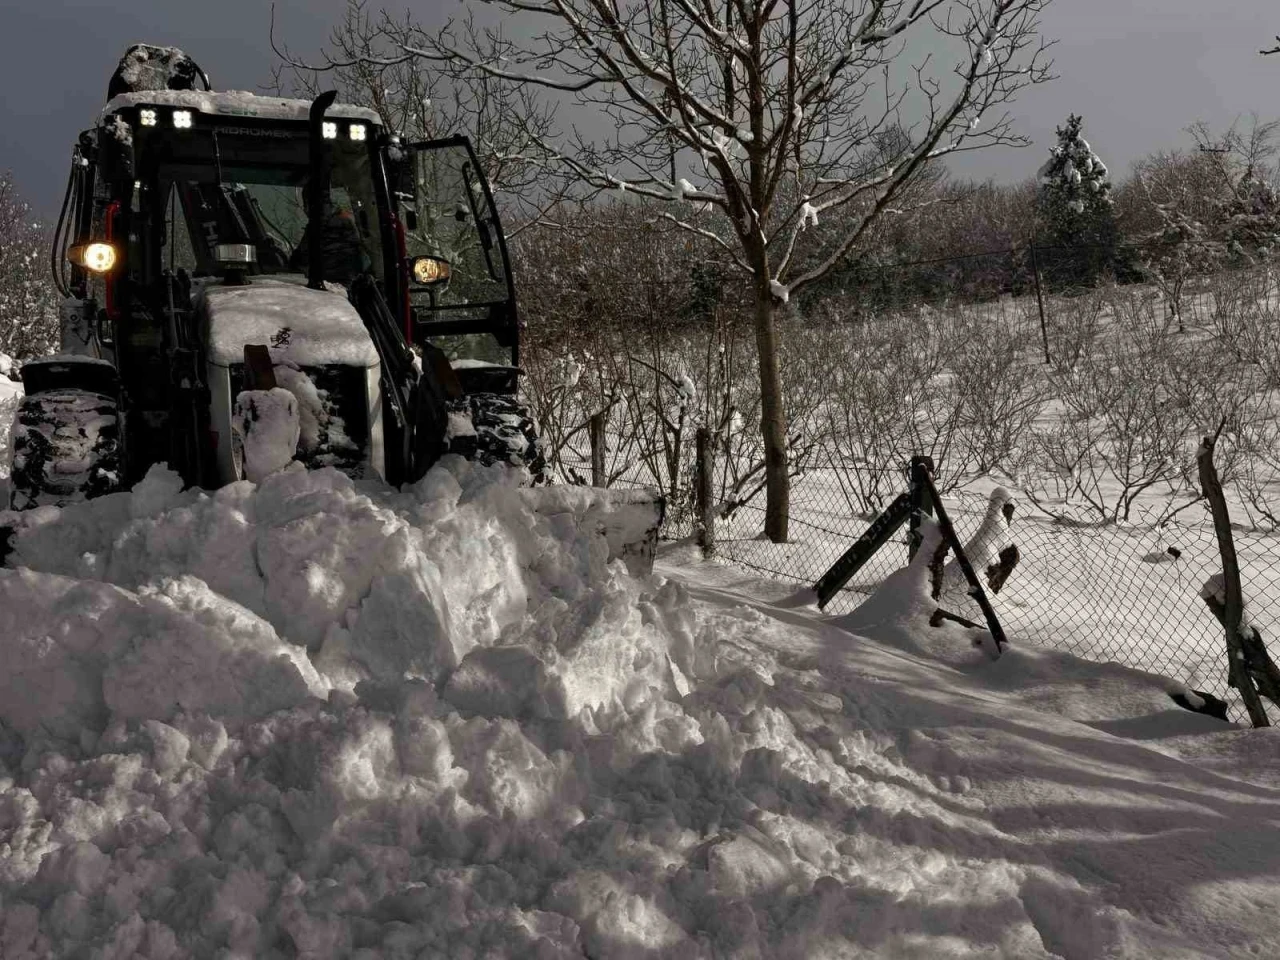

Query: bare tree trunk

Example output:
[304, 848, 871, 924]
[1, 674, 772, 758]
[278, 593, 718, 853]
[753, 279, 789, 542]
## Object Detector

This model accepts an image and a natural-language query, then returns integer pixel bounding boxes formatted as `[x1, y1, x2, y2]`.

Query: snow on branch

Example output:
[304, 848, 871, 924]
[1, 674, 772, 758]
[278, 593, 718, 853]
[538, 136, 729, 209]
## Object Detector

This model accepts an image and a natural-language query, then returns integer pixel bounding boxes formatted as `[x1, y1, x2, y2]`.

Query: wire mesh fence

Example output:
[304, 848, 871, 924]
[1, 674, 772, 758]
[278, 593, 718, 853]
[718, 474, 1280, 725]
[552, 442, 1280, 725]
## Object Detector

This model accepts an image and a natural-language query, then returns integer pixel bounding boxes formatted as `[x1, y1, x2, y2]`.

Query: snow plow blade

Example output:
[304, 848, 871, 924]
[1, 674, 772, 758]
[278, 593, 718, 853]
[523, 485, 665, 576]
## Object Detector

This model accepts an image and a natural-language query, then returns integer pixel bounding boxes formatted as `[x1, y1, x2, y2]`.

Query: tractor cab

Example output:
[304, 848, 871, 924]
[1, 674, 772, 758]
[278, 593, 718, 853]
[8, 44, 660, 575]
[41, 56, 523, 495]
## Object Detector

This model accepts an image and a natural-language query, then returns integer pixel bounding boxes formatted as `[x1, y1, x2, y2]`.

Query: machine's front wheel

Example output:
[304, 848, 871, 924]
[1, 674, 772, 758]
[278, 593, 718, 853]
[8, 388, 124, 510]
[446, 393, 546, 483]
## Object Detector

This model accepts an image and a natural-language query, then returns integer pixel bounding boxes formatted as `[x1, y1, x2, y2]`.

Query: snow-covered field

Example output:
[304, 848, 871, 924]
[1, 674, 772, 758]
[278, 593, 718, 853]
[3, 458, 1280, 958]
[538, 272, 1280, 722]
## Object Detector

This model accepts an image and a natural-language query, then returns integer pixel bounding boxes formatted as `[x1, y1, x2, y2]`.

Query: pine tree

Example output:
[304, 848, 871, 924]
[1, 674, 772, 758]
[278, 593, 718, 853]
[1035, 114, 1119, 286]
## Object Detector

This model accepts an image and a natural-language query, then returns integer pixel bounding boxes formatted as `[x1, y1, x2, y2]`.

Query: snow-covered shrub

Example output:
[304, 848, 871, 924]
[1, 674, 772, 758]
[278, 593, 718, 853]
[948, 305, 1048, 483]
[1139, 206, 1221, 330]
[0, 173, 59, 361]
[1022, 292, 1256, 525]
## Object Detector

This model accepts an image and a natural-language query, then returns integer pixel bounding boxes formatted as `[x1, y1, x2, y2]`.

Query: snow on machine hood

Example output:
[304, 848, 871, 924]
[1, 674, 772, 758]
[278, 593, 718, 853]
[197, 277, 379, 369]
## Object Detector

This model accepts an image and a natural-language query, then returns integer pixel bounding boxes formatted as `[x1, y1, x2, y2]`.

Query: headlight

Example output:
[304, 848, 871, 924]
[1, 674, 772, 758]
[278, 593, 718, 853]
[172, 110, 193, 129]
[349, 123, 367, 142]
[68, 242, 118, 274]
[139, 109, 157, 127]
[411, 256, 451, 286]
[322, 121, 338, 140]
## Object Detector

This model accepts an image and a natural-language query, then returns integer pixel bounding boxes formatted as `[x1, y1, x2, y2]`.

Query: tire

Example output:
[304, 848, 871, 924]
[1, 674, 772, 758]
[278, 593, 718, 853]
[8, 389, 123, 511]
[445, 392, 546, 484]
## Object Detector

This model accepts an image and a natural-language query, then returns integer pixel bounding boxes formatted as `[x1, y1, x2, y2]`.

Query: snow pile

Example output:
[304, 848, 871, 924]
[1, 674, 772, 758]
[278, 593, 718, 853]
[109, 44, 203, 97]
[2, 462, 1280, 957]
[0, 460, 708, 956]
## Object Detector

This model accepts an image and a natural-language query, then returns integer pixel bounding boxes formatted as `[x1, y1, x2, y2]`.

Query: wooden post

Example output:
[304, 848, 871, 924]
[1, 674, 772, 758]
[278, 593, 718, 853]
[589, 412, 606, 488]
[1198, 434, 1272, 726]
[243, 344, 277, 390]
[1029, 240, 1051, 366]
[918, 467, 1008, 656]
[695, 426, 715, 557]
[907, 455, 935, 561]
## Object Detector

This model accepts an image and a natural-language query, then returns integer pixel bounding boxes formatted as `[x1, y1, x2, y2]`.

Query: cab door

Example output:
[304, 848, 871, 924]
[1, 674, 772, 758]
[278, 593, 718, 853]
[396, 136, 518, 368]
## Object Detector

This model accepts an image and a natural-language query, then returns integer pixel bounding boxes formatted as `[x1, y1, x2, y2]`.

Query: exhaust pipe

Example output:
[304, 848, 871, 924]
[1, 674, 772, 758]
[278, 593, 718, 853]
[306, 91, 338, 291]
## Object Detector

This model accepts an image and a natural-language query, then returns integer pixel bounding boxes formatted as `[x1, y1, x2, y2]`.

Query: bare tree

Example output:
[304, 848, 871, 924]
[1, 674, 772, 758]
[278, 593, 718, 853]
[271, 0, 565, 231]
[279, 0, 1055, 541]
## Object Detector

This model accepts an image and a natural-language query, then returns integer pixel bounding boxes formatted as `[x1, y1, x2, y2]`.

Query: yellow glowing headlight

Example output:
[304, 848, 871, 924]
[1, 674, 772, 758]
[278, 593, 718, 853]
[69, 242, 118, 274]
[411, 256, 451, 285]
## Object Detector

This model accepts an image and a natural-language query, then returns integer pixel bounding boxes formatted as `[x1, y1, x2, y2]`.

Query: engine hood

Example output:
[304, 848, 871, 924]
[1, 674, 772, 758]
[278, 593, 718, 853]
[197, 277, 380, 369]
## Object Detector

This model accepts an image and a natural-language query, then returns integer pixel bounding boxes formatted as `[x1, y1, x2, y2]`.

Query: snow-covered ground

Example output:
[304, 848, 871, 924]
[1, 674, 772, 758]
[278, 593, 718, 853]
[3, 459, 1279, 958]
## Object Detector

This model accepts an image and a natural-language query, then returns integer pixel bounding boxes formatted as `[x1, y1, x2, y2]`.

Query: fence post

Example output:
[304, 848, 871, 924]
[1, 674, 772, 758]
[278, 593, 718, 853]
[695, 426, 715, 558]
[589, 412, 606, 488]
[1198, 433, 1274, 726]
[907, 455, 935, 561]
[1029, 240, 1051, 366]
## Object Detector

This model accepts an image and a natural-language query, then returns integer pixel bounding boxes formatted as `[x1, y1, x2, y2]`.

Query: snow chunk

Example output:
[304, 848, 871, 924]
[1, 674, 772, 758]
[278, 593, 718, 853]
[0, 569, 323, 740]
[769, 278, 790, 303]
[111, 44, 201, 95]
[233, 388, 300, 482]
[108, 116, 132, 147]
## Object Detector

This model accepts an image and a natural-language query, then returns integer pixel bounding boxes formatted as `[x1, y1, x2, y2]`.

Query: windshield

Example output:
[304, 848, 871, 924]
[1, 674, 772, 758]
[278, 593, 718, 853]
[144, 123, 383, 285]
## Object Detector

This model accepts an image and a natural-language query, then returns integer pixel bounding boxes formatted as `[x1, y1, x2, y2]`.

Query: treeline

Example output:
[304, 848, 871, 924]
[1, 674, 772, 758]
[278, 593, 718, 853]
[513, 115, 1280, 335]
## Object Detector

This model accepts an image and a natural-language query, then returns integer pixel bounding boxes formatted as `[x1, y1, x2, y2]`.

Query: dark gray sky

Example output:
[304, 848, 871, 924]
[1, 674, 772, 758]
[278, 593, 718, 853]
[2, 0, 1278, 216]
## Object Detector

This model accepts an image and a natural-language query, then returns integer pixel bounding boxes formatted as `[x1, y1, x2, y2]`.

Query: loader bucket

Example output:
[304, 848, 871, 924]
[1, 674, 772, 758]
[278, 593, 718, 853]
[523, 485, 665, 577]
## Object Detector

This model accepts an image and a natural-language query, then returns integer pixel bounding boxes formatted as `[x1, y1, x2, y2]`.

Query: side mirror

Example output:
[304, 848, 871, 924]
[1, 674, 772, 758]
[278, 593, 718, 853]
[410, 255, 451, 288]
